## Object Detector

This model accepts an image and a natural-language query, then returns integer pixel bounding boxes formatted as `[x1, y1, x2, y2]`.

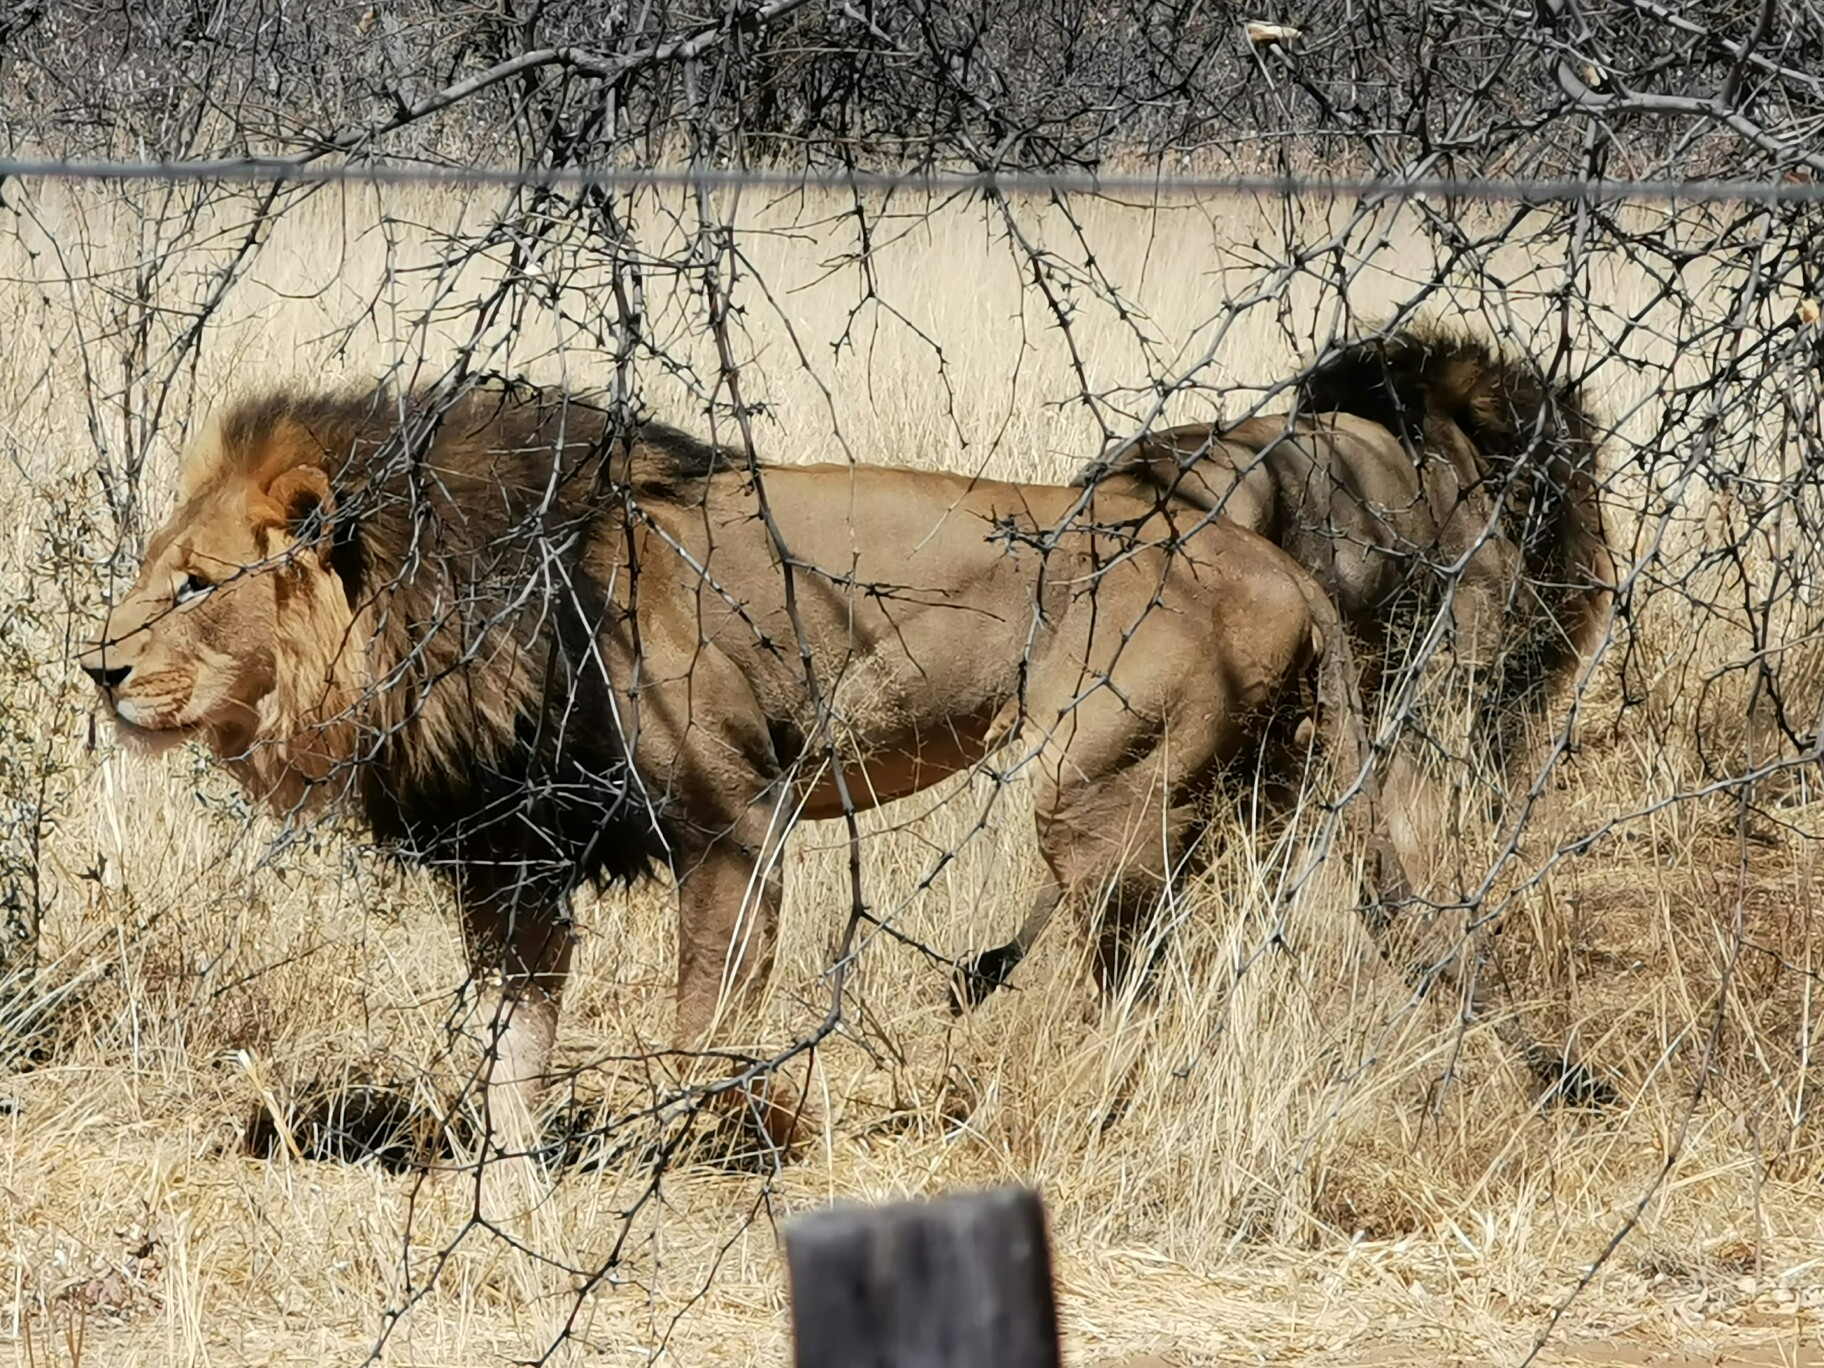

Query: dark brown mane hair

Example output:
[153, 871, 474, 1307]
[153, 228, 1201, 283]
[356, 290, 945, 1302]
[1297, 323, 1612, 727]
[198, 377, 741, 904]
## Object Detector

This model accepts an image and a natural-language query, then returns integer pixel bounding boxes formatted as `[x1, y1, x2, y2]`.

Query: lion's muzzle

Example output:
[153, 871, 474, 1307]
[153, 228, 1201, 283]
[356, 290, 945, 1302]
[81, 655, 132, 692]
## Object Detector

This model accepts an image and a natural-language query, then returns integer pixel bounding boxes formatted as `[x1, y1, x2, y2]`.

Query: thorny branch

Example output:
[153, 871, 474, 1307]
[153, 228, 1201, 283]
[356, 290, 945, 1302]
[3, 0, 1824, 1362]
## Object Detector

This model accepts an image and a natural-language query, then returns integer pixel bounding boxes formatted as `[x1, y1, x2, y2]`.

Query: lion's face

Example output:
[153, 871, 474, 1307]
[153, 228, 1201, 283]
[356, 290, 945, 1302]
[79, 462, 341, 766]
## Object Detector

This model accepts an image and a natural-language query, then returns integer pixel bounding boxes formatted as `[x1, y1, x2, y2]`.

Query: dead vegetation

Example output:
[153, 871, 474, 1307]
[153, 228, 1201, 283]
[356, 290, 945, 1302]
[1, 183, 1822, 1365]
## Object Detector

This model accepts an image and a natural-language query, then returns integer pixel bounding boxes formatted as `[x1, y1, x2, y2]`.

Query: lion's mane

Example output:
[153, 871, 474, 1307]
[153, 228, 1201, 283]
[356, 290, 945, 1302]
[192, 380, 731, 901]
[1296, 322, 1611, 713]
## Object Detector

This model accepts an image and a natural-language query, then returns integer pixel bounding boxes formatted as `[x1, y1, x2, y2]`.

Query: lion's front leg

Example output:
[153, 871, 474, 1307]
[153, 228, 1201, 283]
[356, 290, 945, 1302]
[459, 887, 576, 1164]
[671, 821, 802, 1155]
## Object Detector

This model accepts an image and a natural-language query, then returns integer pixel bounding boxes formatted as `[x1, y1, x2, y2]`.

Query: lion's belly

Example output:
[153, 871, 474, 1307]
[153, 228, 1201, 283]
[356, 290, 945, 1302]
[780, 645, 1010, 817]
[794, 705, 1000, 820]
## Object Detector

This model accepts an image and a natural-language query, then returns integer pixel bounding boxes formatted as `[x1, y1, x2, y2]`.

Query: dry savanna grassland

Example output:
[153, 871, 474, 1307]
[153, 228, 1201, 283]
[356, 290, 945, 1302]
[2, 182, 1822, 1367]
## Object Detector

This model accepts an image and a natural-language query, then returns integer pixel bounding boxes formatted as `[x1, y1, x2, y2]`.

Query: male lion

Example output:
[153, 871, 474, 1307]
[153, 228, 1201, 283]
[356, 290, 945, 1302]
[995, 322, 1617, 1101]
[1077, 323, 1612, 777]
[79, 378, 1400, 1161]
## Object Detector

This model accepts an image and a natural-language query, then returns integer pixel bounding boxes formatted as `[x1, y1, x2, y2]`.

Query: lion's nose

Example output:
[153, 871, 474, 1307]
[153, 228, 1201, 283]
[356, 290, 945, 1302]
[83, 659, 132, 690]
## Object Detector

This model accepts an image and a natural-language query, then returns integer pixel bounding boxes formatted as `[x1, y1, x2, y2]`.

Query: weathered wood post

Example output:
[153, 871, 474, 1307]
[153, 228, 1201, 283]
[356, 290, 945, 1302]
[784, 1185, 1063, 1368]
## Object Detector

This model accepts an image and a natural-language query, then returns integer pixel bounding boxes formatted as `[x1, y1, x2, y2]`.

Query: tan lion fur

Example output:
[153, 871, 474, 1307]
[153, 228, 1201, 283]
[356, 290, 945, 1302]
[81, 378, 1401, 1161]
[1065, 322, 1618, 1103]
[1078, 322, 1613, 773]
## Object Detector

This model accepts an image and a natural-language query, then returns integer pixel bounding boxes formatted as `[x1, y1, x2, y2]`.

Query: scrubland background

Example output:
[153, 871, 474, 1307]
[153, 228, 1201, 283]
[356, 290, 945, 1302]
[2, 182, 1822, 1366]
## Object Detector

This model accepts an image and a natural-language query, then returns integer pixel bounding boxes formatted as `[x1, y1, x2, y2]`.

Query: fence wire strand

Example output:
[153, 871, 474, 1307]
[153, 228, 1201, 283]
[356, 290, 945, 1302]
[7, 156, 1824, 203]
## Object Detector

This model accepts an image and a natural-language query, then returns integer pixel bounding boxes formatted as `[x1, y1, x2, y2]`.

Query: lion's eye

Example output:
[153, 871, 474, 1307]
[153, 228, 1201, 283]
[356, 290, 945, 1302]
[175, 572, 213, 604]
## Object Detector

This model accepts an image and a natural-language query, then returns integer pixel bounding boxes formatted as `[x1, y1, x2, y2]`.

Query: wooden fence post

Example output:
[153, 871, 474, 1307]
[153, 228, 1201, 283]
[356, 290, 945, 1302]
[784, 1184, 1063, 1368]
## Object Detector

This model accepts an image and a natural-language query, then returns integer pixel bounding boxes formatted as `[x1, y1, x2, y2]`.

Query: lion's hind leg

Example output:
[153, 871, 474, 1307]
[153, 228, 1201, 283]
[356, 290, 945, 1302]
[1031, 700, 1227, 1003]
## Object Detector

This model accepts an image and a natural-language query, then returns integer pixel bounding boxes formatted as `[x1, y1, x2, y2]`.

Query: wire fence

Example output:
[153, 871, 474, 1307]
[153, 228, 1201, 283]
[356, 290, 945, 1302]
[4, 2, 1824, 1364]
[8, 156, 1824, 202]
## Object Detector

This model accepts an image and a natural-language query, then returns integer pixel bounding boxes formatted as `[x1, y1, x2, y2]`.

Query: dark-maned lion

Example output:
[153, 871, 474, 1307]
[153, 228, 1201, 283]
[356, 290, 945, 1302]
[78, 379, 1402, 1160]
[1077, 323, 1612, 775]
[1040, 322, 1617, 1101]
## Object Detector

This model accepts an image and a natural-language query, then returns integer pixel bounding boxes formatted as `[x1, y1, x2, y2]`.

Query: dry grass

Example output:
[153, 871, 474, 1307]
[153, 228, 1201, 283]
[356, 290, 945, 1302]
[2, 183, 1822, 1366]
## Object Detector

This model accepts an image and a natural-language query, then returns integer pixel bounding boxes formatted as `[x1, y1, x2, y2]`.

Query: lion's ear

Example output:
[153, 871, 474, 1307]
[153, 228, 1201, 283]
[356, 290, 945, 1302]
[260, 464, 364, 605]
[257, 464, 335, 562]
[267, 464, 332, 533]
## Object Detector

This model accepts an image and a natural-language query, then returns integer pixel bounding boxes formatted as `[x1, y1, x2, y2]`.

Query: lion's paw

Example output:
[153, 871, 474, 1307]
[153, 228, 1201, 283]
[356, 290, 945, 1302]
[948, 941, 1024, 1014]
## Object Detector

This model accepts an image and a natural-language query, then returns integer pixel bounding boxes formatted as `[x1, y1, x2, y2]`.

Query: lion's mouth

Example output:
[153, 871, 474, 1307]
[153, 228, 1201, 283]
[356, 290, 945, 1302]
[105, 703, 198, 756]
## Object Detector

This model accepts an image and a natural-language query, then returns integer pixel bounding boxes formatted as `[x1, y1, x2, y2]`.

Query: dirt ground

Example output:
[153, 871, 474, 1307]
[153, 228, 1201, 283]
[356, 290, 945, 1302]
[1341, 1341, 1823, 1368]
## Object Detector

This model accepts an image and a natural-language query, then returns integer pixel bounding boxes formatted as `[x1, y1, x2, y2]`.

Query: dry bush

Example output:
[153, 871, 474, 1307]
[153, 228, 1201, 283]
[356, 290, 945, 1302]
[1, 182, 1821, 1366]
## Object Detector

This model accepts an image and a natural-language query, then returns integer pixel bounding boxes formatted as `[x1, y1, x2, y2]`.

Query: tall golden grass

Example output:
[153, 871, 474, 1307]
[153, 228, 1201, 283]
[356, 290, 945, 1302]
[2, 182, 1821, 1365]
